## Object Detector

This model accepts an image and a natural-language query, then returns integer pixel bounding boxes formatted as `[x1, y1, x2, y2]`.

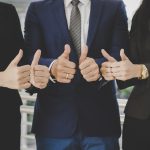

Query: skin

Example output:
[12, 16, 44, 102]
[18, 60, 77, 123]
[51, 44, 76, 83]
[100, 49, 142, 81]
[79, 45, 100, 82]
[51, 44, 100, 83]
[0, 49, 50, 90]
[30, 50, 50, 89]
[0, 50, 31, 89]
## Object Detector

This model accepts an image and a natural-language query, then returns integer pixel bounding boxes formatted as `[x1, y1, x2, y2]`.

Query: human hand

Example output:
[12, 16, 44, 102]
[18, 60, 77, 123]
[111, 49, 142, 81]
[30, 50, 50, 89]
[100, 49, 116, 81]
[1, 50, 31, 89]
[79, 45, 100, 82]
[51, 44, 76, 83]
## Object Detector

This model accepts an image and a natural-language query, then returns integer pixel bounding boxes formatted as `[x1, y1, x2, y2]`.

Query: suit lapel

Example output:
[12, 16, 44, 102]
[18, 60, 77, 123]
[87, 0, 105, 49]
[45, 0, 71, 44]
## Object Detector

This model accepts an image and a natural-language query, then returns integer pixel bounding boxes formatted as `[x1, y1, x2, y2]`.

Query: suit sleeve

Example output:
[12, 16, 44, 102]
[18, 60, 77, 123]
[96, 1, 129, 66]
[97, 1, 129, 88]
[24, 3, 55, 95]
[24, 3, 55, 67]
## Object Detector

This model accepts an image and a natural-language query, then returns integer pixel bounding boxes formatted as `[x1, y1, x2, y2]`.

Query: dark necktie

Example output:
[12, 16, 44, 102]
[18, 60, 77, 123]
[70, 0, 81, 56]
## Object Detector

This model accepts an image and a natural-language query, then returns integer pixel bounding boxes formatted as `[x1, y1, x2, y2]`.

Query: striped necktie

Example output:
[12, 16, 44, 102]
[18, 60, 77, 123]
[70, 0, 81, 56]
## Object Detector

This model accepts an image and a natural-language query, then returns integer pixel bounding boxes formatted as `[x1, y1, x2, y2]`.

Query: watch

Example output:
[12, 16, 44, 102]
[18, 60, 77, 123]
[140, 65, 149, 80]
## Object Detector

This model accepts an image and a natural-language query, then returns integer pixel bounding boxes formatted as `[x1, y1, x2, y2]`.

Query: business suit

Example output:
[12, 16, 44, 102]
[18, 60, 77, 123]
[0, 2, 24, 150]
[25, 0, 128, 149]
[119, 9, 150, 150]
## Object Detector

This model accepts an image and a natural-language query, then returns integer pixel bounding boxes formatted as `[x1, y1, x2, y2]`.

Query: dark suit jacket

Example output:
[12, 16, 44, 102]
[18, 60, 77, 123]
[0, 2, 24, 149]
[119, 12, 150, 120]
[25, 0, 129, 138]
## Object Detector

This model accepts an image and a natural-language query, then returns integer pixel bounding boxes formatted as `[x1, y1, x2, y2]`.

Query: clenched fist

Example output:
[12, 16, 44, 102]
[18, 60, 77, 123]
[51, 44, 76, 83]
[79, 46, 100, 82]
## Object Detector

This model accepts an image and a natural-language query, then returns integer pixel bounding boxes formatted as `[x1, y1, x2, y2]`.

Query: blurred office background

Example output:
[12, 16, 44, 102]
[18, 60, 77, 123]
[0, 0, 142, 150]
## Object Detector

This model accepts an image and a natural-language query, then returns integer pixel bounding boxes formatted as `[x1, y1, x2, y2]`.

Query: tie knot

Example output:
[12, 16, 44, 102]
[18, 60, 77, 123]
[71, 0, 80, 6]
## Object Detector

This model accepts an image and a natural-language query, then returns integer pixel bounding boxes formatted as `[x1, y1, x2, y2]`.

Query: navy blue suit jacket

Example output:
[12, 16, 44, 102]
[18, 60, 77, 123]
[25, 0, 129, 138]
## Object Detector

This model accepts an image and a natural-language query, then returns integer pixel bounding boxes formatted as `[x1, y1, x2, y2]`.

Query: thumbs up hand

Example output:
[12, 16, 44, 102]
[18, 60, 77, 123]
[30, 50, 50, 89]
[1, 49, 31, 89]
[100, 49, 117, 81]
[79, 46, 100, 82]
[51, 44, 76, 83]
[111, 49, 142, 81]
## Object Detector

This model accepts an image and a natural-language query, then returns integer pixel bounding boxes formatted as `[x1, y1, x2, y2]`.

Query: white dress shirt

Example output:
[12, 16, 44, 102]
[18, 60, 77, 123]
[64, 0, 91, 47]
[49, 0, 91, 83]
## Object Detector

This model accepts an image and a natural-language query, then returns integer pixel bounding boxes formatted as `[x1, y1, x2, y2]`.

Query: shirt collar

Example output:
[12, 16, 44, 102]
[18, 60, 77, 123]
[64, 0, 90, 7]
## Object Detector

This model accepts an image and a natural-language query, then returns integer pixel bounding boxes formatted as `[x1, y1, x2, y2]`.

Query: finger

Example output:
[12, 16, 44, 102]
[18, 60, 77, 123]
[81, 64, 99, 75]
[58, 78, 71, 83]
[20, 83, 31, 89]
[101, 62, 112, 68]
[18, 65, 31, 73]
[120, 49, 129, 61]
[31, 50, 41, 67]
[34, 77, 48, 83]
[62, 60, 76, 69]
[20, 76, 30, 84]
[62, 67, 76, 75]
[36, 83, 47, 89]
[61, 73, 74, 80]
[35, 70, 50, 78]
[101, 49, 117, 62]
[104, 76, 115, 81]
[83, 70, 100, 79]
[79, 45, 88, 64]
[84, 74, 100, 82]
[79, 58, 94, 70]
[60, 44, 71, 59]
[111, 62, 122, 68]
[18, 72, 30, 80]
[9, 49, 23, 66]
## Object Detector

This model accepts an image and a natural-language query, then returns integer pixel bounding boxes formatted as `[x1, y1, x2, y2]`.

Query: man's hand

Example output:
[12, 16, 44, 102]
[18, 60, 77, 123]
[0, 49, 31, 89]
[30, 50, 50, 89]
[79, 46, 100, 82]
[100, 49, 117, 81]
[111, 49, 142, 81]
[51, 44, 76, 83]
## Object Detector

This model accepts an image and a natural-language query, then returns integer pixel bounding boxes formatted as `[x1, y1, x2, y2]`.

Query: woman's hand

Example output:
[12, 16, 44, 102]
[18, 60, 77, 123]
[111, 49, 142, 81]
[0, 50, 31, 89]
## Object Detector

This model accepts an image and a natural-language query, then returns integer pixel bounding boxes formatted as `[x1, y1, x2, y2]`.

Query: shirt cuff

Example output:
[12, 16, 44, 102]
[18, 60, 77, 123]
[49, 60, 57, 83]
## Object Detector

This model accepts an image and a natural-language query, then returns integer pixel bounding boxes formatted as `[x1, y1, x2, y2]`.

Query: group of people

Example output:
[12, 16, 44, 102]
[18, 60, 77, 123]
[0, 0, 150, 150]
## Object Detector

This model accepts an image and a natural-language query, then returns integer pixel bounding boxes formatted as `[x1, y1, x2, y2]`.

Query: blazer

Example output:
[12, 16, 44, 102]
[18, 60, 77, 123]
[0, 2, 24, 107]
[0, 2, 24, 149]
[119, 12, 150, 120]
[25, 0, 129, 138]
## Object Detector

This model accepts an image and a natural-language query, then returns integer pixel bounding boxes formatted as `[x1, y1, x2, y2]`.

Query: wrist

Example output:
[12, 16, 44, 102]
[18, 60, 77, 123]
[135, 64, 142, 78]
[50, 60, 57, 78]
[0, 71, 6, 87]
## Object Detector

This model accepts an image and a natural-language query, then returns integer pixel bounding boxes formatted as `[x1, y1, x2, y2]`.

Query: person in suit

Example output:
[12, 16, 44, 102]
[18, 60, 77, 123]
[25, 0, 128, 149]
[0, 2, 50, 150]
[100, 0, 150, 150]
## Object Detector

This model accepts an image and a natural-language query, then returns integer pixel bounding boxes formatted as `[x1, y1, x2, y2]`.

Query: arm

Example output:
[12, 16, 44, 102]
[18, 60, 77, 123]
[97, 1, 129, 66]
[24, 3, 54, 68]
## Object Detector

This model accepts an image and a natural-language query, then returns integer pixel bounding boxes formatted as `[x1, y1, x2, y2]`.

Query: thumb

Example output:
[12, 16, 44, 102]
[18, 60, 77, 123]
[101, 49, 117, 62]
[79, 45, 88, 64]
[61, 44, 71, 59]
[120, 49, 129, 61]
[31, 50, 41, 67]
[9, 49, 23, 66]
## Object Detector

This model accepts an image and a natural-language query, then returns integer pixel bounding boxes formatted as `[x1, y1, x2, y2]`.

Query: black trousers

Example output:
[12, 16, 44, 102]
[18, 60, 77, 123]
[123, 115, 150, 150]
